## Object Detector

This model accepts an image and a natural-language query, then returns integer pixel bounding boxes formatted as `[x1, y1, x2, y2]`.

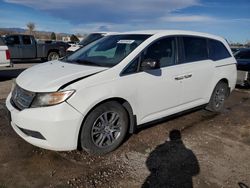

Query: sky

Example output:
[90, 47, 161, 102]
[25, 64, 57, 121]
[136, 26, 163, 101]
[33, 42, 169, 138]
[0, 0, 250, 43]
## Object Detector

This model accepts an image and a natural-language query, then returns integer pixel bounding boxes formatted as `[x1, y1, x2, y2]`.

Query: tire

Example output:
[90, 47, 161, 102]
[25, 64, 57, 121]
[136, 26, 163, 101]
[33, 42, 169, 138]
[206, 82, 229, 113]
[47, 51, 59, 61]
[7, 60, 14, 68]
[80, 101, 129, 155]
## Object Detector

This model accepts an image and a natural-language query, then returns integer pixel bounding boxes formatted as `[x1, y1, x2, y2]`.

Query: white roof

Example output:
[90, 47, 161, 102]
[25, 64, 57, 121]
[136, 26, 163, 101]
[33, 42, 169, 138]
[89, 32, 118, 35]
[120, 30, 224, 41]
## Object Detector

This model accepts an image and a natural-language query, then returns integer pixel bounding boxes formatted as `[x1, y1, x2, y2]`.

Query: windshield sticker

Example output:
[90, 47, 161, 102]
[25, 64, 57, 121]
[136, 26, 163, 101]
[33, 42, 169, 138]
[117, 40, 135, 44]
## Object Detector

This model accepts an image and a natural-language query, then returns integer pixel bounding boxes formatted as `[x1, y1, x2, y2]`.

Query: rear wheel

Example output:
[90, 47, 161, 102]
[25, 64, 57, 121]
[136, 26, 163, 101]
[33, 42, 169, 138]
[80, 101, 128, 155]
[206, 82, 229, 113]
[47, 51, 59, 61]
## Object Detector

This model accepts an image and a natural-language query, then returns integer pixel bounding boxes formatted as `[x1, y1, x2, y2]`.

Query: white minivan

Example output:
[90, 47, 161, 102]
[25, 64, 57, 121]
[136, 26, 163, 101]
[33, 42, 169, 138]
[6, 30, 237, 155]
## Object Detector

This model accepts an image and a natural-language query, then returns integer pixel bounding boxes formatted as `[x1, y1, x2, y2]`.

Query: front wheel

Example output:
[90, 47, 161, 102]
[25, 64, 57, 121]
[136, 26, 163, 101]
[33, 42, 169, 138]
[80, 101, 128, 155]
[206, 82, 229, 113]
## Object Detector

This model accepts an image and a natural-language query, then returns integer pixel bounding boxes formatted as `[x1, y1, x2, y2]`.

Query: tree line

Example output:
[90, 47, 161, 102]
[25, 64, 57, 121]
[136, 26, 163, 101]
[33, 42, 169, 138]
[0, 22, 81, 42]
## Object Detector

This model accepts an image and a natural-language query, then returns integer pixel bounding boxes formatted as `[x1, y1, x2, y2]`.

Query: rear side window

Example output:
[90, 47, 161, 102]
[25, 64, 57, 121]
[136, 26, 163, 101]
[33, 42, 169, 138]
[183, 37, 208, 62]
[22, 36, 32, 45]
[208, 39, 231, 61]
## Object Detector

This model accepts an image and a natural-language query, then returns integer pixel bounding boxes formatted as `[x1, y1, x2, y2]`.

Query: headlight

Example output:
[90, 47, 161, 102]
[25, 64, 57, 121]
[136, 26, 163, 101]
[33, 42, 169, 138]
[31, 90, 75, 108]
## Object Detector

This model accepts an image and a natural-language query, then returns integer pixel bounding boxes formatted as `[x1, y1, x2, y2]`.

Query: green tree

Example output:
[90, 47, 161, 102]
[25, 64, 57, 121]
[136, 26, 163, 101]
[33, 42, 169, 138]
[26, 22, 35, 35]
[70, 34, 79, 43]
[51, 32, 56, 40]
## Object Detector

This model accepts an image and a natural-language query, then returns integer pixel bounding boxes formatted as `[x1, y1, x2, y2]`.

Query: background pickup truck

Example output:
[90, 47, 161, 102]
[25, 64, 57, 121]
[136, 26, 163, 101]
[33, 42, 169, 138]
[5, 34, 69, 61]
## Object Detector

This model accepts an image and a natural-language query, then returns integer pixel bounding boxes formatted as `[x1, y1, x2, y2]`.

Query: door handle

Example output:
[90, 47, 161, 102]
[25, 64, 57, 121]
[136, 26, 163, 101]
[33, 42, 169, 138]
[184, 74, 192, 79]
[175, 76, 184, 80]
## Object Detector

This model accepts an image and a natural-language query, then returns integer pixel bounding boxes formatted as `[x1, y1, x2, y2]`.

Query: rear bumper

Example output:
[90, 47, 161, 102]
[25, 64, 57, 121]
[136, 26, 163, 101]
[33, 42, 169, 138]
[0, 61, 10, 67]
[6, 94, 84, 151]
[237, 70, 250, 86]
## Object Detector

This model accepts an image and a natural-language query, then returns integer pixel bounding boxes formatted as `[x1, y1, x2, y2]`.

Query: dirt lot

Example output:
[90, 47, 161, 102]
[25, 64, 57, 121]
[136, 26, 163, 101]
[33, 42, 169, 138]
[0, 63, 250, 188]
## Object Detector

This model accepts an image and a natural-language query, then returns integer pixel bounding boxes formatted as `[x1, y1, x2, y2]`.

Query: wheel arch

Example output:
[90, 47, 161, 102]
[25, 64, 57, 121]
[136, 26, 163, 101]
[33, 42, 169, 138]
[219, 78, 229, 85]
[47, 49, 59, 57]
[217, 78, 230, 96]
[77, 97, 137, 150]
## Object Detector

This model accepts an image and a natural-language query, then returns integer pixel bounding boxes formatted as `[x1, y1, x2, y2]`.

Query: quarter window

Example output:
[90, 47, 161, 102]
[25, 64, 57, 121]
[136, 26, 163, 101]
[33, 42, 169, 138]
[208, 39, 231, 61]
[143, 37, 176, 68]
[122, 57, 139, 75]
[183, 37, 208, 62]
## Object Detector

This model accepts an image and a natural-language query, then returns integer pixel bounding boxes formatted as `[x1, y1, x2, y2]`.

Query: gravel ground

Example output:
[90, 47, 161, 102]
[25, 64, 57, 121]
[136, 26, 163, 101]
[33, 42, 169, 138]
[0, 63, 250, 188]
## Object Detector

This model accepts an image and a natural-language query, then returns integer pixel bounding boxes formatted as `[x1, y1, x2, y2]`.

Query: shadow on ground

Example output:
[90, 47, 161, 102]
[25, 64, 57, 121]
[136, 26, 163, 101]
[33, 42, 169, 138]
[0, 68, 26, 81]
[236, 84, 250, 90]
[12, 59, 43, 64]
[142, 130, 200, 188]
[238, 182, 249, 188]
[0, 60, 42, 82]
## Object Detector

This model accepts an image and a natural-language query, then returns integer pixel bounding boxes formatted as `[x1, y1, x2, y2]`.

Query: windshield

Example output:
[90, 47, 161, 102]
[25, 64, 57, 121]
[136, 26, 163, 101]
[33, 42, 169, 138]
[64, 34, 151, 67]
[79, 33, 105, 46]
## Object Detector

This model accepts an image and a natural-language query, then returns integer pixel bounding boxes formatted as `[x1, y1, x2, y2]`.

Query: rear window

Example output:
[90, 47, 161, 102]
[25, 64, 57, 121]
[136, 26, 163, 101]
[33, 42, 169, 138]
[22, 36, 32, 45]
[183, 37, 208, 62]
[208, 39, 231, 61]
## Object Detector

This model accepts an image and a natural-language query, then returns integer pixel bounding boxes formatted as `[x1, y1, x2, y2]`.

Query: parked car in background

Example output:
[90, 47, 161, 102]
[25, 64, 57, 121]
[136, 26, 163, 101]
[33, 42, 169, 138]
[234, 48, 250, 86]
[0, 36, 12, 67]
[67, 41, 78, 46]
[5, 34, 69, 61]
[66, 32, 114, 55]
[231, 47, 241, 54]
[6, 30, 236, 155]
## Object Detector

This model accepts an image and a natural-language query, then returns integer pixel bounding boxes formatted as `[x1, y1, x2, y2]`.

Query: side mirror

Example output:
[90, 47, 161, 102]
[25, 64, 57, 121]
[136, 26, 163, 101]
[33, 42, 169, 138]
[141, 59, 160, 71]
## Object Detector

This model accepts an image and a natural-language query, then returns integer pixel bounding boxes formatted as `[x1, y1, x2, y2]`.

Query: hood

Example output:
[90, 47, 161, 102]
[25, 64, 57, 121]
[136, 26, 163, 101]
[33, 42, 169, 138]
[16, 60, 107, 92]
[67, 45, 81, 52]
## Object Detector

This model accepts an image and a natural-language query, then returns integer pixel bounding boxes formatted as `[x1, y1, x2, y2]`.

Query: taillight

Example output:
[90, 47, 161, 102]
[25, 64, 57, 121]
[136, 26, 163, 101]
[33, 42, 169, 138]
[6, 50, 10, 60]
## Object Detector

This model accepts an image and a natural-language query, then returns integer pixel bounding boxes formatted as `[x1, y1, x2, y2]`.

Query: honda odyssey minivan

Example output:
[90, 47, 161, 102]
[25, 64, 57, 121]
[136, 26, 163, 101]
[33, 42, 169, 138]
[6, 30, 237, 155]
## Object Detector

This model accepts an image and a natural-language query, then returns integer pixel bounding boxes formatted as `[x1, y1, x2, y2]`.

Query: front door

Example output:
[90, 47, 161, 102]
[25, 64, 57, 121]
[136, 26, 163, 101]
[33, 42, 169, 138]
[21, 35, 36, 59]
[135, 37, 184, 124]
